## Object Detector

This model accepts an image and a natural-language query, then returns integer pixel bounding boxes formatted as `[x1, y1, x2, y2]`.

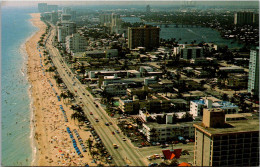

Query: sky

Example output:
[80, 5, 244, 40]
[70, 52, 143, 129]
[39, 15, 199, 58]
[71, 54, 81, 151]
[1, 0, 259, 8]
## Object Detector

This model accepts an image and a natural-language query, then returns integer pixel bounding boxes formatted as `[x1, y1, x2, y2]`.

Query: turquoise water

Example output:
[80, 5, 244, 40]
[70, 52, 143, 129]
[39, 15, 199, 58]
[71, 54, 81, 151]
[1, 7, 37, 166]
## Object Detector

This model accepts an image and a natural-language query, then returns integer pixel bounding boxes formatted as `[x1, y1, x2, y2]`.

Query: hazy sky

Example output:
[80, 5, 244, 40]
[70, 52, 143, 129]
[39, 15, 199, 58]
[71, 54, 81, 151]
[1, 0, 259, 8]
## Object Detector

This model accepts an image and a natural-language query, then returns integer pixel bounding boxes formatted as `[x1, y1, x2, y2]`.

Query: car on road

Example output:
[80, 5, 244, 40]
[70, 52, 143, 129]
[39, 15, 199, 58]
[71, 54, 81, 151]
[160, 145, 166, 148]
[122, 138, 126, 141]
[113, 144, 118, 148]
[82, 93, 85, 95]
[112, 131, 115, 135]
[95, 118, 99, 122]
[105, 122, 109, 126]
[90, 112, 93, 115]
[116, 130, 120, 134]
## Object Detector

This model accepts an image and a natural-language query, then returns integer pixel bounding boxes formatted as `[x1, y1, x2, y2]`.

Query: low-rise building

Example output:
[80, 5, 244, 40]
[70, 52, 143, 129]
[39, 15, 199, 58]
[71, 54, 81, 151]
[101, 83, 128, 96]
[119, 95, 172, 114]
[89, 70, 141, 79]
[85, 50, 106, 58]
[140, 66, 154, 73]
[174, 44, 203, 60]
[219, 66, 245, 73]
[142, 122, 195, 142]
[224, 74, 248, 89]
[190, 97, 238, 118]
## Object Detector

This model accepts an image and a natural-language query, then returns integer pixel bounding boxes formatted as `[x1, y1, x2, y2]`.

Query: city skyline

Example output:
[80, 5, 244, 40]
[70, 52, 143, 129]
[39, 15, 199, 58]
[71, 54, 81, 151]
[2, 1, 259, 8]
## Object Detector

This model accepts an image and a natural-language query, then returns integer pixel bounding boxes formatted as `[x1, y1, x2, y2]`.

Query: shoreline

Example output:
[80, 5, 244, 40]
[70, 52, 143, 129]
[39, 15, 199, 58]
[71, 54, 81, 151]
[25, 13, 45, 166]
[19, 20, 40, 166]
[26, 13, 97, 166]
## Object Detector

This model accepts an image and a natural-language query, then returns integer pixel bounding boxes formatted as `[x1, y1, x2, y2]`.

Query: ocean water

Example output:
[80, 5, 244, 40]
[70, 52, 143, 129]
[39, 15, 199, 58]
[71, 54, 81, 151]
[1, 7, 37, 166]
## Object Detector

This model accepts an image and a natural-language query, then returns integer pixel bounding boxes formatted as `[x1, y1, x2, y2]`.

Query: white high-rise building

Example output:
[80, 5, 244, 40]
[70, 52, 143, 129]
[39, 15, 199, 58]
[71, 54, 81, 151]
[66, 33, 87, 54]
[57, 21, 76, 44]
[38, 3, 47, 13]
[248, 47, 259, 96]
[62, 7, 72, 14]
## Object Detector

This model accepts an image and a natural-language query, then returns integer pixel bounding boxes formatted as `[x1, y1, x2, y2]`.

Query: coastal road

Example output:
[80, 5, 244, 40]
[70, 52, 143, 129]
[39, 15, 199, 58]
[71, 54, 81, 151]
[45, 25, 147, 166]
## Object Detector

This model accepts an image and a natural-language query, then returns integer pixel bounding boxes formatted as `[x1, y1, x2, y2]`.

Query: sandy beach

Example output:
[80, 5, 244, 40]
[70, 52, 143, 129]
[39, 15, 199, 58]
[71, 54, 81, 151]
[26, 13, 103, 166]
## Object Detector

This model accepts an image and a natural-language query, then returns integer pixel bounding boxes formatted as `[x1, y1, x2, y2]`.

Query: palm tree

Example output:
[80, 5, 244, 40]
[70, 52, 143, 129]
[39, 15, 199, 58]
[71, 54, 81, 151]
[70, 112, 81, 124]
[169, 159, 179, 166]
[86, 138, 93, 152]
[60, 92, 68, 103]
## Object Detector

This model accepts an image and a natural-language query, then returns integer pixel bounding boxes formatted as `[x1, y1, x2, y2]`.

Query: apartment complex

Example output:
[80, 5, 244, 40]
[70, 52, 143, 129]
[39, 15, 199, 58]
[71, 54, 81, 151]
[248, 47, 259, 96]
[61, 7, 76, 21]
[38, 3, 48, 13]
[193, 108, 259, 166]
[234, 12, 259, 25]
[119, 96, 172, 114]
[190, 97, 238, 118]
[38, 3, 58, 13]
[57, 21, 76, 44]
[128, 25, 160, 50]
[50, 12, 59, 24]
[99, 13, 124, 34]
[146, 5, 151, 13]
[100, 14, 112, 26]
[142, 122, 195, 142]
[66, 33, 87, 54]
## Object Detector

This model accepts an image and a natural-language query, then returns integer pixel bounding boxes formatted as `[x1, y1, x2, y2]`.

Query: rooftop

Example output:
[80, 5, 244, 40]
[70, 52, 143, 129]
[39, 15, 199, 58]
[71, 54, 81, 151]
[145, 121, 196, 129]
[194, 117, 259, 136]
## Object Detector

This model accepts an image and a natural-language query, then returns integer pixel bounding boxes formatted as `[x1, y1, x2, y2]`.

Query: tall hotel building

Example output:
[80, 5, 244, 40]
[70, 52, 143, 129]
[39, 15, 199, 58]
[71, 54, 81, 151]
[38, 3, 47, 13]
[128, 25, 160, 50]
[193, 108, 259, 166]
[248, 47, 259, 96]
[234, 12, 257, 25]
[57, 21, 76, 44]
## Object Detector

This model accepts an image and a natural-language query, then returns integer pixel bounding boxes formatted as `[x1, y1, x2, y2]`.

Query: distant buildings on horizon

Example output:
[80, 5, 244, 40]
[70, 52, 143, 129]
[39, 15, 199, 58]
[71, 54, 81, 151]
[234, 11, 259, 25]
[38, 3, 58, 13]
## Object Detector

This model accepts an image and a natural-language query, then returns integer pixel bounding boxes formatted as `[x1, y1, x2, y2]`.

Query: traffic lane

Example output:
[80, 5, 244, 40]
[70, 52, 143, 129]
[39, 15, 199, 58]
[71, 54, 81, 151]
[61, 60, 145, 166]
[62, 59, 146, 166]
[46, 32, 145, 166]
[50, 51, 127, 166]
[79, 92, 142, 166]
[76, 87, 145, 166]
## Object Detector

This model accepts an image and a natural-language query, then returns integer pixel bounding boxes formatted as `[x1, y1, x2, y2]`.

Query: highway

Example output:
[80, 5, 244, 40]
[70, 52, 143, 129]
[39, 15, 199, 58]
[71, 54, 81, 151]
[45, 25, 147, 166]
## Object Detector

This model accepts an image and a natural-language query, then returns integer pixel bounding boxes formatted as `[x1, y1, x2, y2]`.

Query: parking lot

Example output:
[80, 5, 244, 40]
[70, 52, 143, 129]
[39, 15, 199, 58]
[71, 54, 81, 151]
[138, 142, 195, 165]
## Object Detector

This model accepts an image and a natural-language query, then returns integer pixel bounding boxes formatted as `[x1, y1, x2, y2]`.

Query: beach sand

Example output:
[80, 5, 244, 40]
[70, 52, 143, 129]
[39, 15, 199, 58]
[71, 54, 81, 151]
[27, 13, 104, 166]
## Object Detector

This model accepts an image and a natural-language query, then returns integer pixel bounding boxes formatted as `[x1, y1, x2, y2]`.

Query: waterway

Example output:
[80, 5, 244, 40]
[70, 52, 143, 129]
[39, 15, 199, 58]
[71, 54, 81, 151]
[121, 17, 243, 49]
